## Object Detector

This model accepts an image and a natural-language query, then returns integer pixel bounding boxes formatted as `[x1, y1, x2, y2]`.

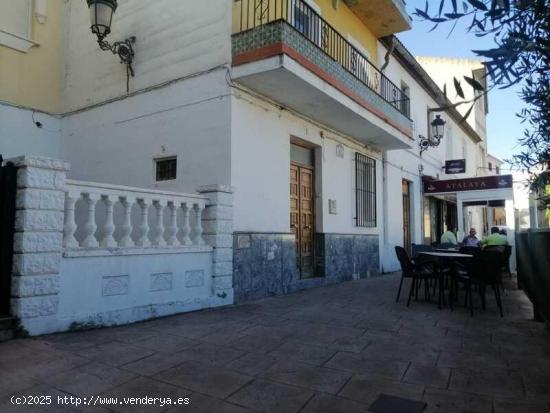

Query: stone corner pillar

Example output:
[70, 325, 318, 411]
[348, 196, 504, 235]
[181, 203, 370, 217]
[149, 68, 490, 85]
[8, 156, 70, 336]
[197, 184, 234, 305]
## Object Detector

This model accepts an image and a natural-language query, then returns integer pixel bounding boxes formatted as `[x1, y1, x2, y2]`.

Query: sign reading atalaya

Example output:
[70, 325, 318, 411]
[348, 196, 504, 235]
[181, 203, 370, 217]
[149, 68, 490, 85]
[424, 175, 513, 194]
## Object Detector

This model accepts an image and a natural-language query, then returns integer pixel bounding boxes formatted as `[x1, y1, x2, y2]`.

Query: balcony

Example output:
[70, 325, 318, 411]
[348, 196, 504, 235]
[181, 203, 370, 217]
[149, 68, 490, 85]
[232, 0, 413, 150]
[342, 0, 412, 37]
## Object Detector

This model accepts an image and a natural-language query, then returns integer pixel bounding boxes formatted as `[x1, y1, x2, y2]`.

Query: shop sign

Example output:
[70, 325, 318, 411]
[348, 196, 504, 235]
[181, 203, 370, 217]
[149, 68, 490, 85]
[445, 159, 466, 174]
[424, 175, 513, 194]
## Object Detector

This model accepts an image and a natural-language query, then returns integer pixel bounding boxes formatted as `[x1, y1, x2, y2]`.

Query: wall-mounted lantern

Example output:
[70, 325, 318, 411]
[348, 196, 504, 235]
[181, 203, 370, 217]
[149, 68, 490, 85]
[419, 114, 446, 155]
[86, 0, 136, 90]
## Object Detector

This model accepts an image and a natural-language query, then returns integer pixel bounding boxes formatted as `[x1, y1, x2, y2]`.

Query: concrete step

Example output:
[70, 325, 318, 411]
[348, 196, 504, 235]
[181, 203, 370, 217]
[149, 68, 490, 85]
[0, 316, 14, 342]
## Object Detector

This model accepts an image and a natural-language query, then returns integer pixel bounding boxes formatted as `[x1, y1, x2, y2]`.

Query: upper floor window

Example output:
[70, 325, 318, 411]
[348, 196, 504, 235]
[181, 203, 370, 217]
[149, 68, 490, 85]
[488, 162, 493, 171]
[496, 166, 500, 175]
[0, 0, 38, 52]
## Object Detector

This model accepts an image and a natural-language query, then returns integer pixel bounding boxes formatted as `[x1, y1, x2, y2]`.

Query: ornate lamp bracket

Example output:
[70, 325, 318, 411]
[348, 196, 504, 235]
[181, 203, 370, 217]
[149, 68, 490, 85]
[98, 36, 136, 79]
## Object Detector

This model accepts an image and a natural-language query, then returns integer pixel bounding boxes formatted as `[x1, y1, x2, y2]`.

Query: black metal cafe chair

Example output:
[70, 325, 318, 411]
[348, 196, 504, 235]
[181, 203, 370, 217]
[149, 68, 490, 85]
[450, 250, 504, 317]
[395, 246, 441, 306]
[411, 243, 433, 260]
[438, 243, 457, 250]
[459, 246, 480, 256]
[411, 244, 438, 297]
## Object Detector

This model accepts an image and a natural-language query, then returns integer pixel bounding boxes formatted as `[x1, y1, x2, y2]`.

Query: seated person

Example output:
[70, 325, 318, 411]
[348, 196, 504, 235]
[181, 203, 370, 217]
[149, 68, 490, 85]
[462, 228, 480, 247]
[441, 228, 458, 245]
[482, 226, 509, 247]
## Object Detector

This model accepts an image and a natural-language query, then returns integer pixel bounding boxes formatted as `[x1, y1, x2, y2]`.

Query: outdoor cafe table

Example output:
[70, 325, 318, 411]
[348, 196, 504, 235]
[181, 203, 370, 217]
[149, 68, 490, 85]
[418, 252, 474, 308]
[419, 252, 473, 259]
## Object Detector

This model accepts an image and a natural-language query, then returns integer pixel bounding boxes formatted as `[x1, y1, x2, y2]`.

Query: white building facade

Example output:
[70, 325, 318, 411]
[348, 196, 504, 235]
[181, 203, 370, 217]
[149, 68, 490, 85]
[0, 0, 506, 334]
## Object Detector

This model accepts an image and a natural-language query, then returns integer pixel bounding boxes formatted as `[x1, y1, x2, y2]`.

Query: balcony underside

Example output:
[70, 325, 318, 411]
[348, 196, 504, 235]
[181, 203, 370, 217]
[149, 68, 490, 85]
[232, 23, 413, 150]
[342, 0, 412, 37]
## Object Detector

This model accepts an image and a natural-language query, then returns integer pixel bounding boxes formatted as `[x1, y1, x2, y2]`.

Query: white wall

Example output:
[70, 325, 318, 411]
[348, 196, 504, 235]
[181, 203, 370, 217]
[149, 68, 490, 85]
[56, 250, 214, 330]
[320, 138, 383, 235]
[63, 0, 231, 112]
[61, 69, 231, 193]
[231, 92, 382, 238]
[0, 103, 62, 159]
[416, 57, 487, 141]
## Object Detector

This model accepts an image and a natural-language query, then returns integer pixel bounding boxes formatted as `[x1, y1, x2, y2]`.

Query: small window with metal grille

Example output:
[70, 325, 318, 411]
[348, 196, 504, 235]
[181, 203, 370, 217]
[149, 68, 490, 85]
[355, 153, 377, 228]
[155, 157, 177, 182]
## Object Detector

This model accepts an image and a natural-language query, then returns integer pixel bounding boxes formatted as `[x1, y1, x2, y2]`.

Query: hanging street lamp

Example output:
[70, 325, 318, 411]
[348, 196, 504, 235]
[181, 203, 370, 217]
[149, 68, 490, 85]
[419, 114, 446, 155]
[86, 0, 136, 89]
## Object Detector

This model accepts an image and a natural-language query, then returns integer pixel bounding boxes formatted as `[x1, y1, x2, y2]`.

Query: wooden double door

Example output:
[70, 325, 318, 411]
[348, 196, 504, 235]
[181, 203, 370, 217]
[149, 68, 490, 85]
[290, 163, 315, 278]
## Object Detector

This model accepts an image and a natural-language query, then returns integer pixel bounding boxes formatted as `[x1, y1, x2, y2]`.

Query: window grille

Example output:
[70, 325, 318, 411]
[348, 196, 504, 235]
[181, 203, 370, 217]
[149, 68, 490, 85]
[155, 158, 177, 181]
[355, 153, 377, 227]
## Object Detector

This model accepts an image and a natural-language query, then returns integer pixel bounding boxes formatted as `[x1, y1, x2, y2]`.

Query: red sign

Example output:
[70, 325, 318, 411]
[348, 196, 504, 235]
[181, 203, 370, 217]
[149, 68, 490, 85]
[423, 175, 513, 194]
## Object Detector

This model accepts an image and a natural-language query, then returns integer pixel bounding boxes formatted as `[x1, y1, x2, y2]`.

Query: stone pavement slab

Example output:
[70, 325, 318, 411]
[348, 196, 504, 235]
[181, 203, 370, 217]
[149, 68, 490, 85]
[261, 360, 352, 394]
[422, 387, 493, 413]
[154, 359, 252, 399]
[339, 375, 425, 407]
[98, 377, 188, 413]
[448, 367, 525, 399]
[300, 393, 369, 413]
[227, 379, 314, 412]
[325, 352, 409, 381]
[225, 353, 278, 377]
[0, 273, 548, 412]
[402, 363, 451, 388]
[47, 362, 137, 398]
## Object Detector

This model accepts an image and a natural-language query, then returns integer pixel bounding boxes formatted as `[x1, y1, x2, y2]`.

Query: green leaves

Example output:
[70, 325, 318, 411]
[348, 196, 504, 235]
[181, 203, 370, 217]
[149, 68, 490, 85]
[414, 8, 430, 19]
[454, 77, 465, 99]
[461, 104, 475, 123]
[413, 0, 549, 197]
[464, 76, 485, 92]
[467, 0, 488, 11]
[444, 13, 465, 18]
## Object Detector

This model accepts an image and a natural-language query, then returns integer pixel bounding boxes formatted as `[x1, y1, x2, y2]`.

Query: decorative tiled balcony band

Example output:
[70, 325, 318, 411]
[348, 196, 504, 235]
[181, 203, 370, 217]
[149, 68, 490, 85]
[233, 0, 411, 120]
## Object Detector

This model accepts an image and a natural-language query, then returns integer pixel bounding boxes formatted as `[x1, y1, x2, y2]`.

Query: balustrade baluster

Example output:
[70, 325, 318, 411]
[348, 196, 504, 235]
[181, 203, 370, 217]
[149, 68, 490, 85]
[136, 199, 151, 247]
[63, 191, 80, 249]
[192, 203, 205, 245]
[152, 200, 167, 246]
[100, 195, 117, 248]
[180, 202, 193, 246]
[119, 196, 135, 247]
[166, 201, 180, 246]
[82, 193, 100, 248]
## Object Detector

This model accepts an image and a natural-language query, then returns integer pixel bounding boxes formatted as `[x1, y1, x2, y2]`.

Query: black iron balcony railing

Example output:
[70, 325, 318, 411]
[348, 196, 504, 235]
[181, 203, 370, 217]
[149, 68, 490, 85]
[234, 0, 411, 119]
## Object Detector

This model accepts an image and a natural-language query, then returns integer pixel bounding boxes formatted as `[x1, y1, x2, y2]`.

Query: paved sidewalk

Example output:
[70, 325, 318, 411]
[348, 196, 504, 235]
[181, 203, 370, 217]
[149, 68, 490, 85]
[0, 273, 549, 412]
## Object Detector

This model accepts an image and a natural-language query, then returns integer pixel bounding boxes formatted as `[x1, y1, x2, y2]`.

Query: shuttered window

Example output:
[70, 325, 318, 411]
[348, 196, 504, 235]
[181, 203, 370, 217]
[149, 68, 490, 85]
[355, 153, 376, 228]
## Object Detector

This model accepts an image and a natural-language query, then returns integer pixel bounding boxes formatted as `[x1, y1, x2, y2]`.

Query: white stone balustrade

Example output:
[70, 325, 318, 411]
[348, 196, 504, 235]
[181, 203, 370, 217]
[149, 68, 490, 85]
[63, 180, 208, 251]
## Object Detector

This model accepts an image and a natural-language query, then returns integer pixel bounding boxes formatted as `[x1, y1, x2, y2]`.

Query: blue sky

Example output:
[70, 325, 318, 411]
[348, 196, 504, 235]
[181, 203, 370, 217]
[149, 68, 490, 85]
[397, 1, 524, 168]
